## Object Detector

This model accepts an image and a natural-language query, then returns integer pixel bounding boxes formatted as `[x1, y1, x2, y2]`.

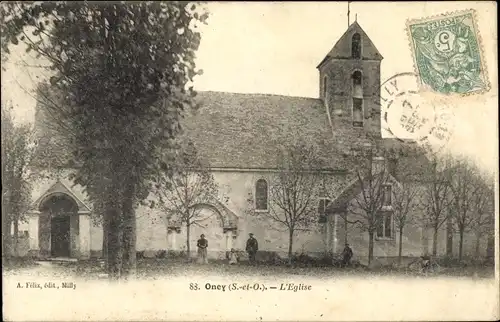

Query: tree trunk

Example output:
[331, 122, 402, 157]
[186, 216, 191, 261]
[474, 234, 481, 258]
[121, 182, 136, 279]
[344, 216, 348, 244]
[398, 227, 403, 265]
[432, 227, 438, 256]
[106, 168, 124, 280]
[446, 217, 453, 257]
[486, 234, 494, 260]
[13, 218, 19, 257]
[106, 206, 123, 280]
[2, 215, 12, 257]
[458, 228, 464, 262]
[368, 230, 374, 266]
[102, 214, 108, 261]
[288, 230, 294, 265]
[102, 211, 109, 271]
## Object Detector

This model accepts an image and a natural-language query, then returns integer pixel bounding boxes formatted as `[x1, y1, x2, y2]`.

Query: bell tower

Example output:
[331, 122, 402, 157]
[317, 20, 383, 136]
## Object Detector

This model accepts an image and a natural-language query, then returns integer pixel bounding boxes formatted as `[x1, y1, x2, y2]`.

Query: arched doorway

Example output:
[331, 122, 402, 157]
[39, 193, 79, 258]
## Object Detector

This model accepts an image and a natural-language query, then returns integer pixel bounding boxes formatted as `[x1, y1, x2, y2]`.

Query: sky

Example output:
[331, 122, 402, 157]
[1, 1, 498, 172]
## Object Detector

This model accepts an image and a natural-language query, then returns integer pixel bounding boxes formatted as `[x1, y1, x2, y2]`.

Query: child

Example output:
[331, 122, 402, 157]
[228, 248, 239, 265]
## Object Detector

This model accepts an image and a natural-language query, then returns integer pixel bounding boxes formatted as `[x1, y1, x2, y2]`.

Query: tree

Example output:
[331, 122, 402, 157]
[1, 104, 36, 257]
[155, 140, 219, 260]
[422, 155, 452, 256]
[346, 143, 392, 266]
[447, 157, 483, 261]
[1, 2, 207, 279]
[258, 141, 323, 264]
[392, 178, 421, 265]
[448, 159, 495, 260]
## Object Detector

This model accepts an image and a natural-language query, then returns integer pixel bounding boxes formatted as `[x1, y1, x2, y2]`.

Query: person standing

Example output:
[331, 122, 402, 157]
[197, 234, 208, 264]
[228, 248, 239, 265]
[246, 233, 259, 264]
[341, 243, 353, 268]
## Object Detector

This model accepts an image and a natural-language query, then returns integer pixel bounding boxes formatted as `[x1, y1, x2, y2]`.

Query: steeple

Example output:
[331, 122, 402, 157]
[317, 21, 383, 69]
[317, 20, 383, 136]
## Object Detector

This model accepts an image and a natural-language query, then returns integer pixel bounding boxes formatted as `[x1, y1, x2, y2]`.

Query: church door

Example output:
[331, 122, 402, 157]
[51, 216, 71, 257]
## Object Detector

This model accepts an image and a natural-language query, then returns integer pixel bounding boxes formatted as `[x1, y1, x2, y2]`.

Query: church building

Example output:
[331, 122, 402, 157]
[14, 21, 485, 262]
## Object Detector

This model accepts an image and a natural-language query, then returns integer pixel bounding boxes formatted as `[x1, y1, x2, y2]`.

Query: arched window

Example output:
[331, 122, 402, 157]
[255, 179, 268, 211]
[351, 33, 361, 59]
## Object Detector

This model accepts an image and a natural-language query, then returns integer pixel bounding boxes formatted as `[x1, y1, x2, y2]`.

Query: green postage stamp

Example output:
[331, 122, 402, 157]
[407, 9, 490, 95]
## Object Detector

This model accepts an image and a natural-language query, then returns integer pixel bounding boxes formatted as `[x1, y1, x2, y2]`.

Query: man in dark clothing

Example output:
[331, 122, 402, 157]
[197, 234, 208, 264]
[246, 233, 258, 264]
[341, 243, 353, 268]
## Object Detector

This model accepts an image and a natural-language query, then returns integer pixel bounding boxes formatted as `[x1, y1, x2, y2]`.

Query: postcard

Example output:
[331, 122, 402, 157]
[2, 1, 498, 321]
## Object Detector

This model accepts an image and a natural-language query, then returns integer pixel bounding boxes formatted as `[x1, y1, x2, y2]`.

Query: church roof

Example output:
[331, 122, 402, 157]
[33, 90, 428, 173]
[182, 91, 428, 172]
[181, 91, 382, 171]
[317, 21, 383, 68]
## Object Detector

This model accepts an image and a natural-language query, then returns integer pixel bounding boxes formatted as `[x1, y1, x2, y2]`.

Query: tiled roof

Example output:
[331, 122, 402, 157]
[181, 91, 355, 170]
[32, 90, 429, 174]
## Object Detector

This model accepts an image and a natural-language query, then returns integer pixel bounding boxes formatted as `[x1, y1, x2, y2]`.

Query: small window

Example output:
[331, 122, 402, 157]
[377, 212, 393, 239]
[323, 76, 328, 97]
[255, 179, 268, 211]
[318, 198, 331, 223]
[352, 33, 361, 59]
[352, 98, 363, 127]
[382, 184, 392, 207]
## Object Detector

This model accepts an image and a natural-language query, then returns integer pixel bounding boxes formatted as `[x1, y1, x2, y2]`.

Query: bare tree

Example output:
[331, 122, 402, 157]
[347, 143, 392, 266]
[448, 157, 484, 261]
[155, 140, 219, 260]
[422, 155, 452, 256]
[468, 170, 494, 258]
[392, 179, 421, 265]
[260, 141, 323, 264]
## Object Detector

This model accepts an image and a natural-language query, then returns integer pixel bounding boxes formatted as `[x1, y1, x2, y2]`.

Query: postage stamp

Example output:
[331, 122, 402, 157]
[406, 9, 490, 96]
[378, 72, 455, 155]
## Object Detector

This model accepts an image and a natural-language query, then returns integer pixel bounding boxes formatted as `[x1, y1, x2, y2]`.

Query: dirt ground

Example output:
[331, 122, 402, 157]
[2, 257, 495, 280]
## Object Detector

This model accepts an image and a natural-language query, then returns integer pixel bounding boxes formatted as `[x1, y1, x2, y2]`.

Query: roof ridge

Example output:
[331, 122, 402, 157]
[195, 90, 321, 101]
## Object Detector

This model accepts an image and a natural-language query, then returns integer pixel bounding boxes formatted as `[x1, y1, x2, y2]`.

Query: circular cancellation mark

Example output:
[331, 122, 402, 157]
[377, 72, 455, 155]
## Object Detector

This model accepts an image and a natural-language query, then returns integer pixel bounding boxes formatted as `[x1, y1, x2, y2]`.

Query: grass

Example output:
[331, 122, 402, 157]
[2, 256, 40, 271]
[2, 256, 495, 280]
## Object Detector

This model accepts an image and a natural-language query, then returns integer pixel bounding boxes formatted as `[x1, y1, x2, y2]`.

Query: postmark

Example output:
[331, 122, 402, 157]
[406, 9, 490, 96]
[378, 72, 455, 156]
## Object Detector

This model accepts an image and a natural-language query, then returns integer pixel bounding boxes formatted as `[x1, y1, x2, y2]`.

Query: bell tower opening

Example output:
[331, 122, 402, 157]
[352, 70, 364, 127]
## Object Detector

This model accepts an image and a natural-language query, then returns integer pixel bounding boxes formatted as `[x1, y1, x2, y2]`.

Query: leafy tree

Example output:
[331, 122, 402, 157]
[1, 104, 36, 257]
[1, 2, 207, 279]
[155, 140, 219, 260]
